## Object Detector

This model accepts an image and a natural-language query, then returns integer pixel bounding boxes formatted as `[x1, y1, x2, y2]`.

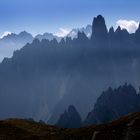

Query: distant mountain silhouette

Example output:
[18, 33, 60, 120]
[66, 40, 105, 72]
[56, 105, 82, 128]
[35, 25, 92, 41]
[35, 33, 62, 42]
[0, 31, 33, 61]
[0, 15, 140, 123]
[0, 25, 92, 61]
[84, 83, 140, 125]
[67, 25, 92, 39]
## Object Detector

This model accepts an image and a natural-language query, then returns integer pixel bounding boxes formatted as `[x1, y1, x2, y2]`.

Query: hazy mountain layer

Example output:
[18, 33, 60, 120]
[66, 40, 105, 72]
[0, 31, 33, 61]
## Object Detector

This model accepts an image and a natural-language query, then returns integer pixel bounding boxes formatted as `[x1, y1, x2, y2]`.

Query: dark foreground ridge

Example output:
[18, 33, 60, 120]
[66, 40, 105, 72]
[0, 112, 140, 140]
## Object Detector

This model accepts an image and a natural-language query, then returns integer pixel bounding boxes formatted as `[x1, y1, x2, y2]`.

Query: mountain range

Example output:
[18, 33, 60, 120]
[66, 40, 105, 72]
[0, 15, 140, 124]
[0, 25, 92, 62]
[0, 31, 33, 61]
[67, 25, 92, 39]
[56, 83, 140, 128]
[84, 83, 140, 125]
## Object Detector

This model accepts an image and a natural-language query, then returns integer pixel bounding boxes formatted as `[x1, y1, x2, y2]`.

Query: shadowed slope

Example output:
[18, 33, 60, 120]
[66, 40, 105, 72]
[0, 112, 140, 140]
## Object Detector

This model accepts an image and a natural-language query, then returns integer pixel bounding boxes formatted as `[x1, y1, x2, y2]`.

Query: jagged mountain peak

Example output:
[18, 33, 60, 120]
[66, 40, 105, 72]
[109, 26, 115, 34]
[67, 24, 92, 39]
[115, 26, 122, 32]
[56, 105, 82, 128]
[19, 31, 32, 36]
[84, 84, 140, 125]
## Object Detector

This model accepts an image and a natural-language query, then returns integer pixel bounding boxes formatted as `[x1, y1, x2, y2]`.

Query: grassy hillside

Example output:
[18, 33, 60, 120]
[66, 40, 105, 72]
[0, 112, 140, 140]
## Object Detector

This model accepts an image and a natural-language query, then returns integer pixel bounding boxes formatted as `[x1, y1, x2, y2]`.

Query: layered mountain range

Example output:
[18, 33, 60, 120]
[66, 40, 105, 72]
[0, 31, 33, 60]
[0, 25, 92, 61]
[56, 83, 140, 128]
[0, 15, 140, 124]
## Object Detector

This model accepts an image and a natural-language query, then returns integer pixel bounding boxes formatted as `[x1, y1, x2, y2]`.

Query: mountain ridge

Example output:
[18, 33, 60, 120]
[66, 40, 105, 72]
[84, 83, 140, 125]
[0, 25, 93, 61]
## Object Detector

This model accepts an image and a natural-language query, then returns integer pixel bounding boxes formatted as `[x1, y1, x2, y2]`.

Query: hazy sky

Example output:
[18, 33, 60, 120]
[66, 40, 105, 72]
[0, 0, 140, 36]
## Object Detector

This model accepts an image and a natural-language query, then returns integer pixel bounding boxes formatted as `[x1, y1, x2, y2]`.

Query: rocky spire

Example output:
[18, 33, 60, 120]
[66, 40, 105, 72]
[109, 27, 115, 35]
[91, 15, 108, 38]
[115, 26, 122, 34]
[91, 15, 108, 47]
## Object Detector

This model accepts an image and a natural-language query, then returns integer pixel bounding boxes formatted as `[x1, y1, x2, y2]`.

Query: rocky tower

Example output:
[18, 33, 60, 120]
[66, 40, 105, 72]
[91, 15, 108, 47]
